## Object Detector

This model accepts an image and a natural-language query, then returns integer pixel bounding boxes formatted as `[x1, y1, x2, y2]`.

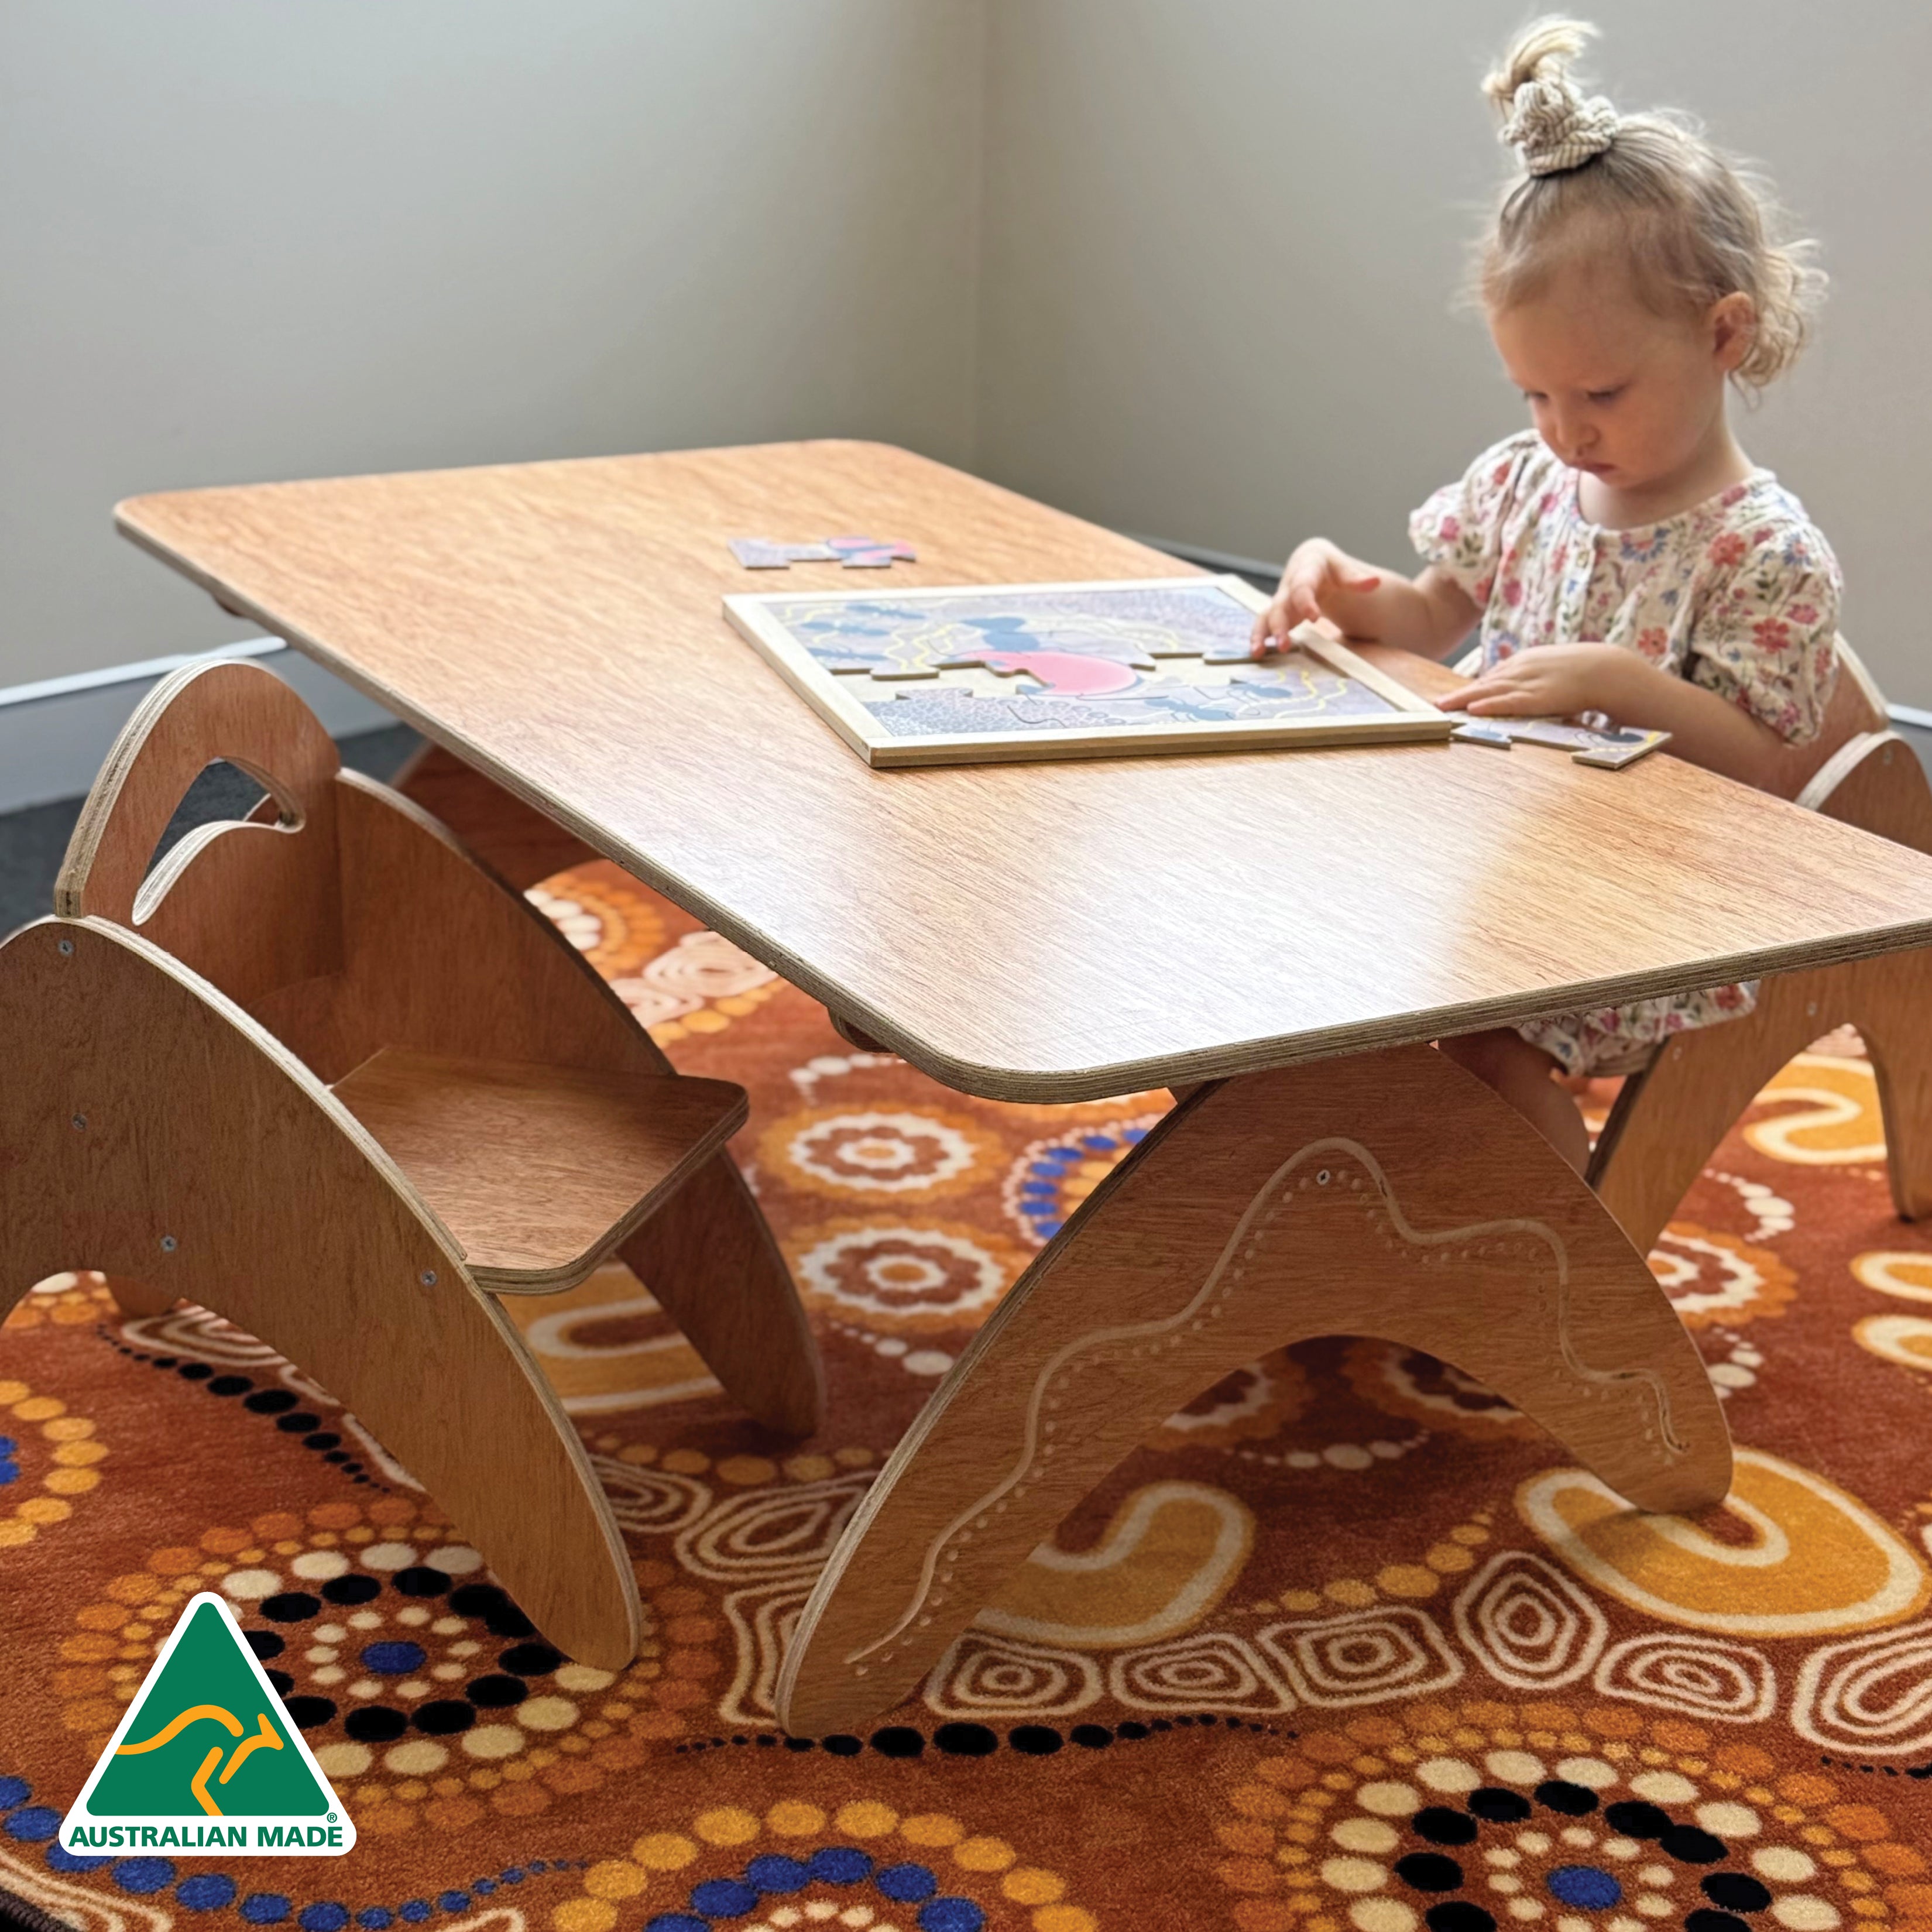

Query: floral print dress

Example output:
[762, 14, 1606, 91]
[1409, 430, 1842, 1076]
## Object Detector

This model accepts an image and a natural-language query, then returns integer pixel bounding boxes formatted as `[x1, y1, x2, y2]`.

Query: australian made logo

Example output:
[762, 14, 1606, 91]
[60, 1591, 355, 1856]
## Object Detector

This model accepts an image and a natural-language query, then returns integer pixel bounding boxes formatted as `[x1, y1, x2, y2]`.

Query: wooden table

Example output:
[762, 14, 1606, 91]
[118, 440, 1932, 1732]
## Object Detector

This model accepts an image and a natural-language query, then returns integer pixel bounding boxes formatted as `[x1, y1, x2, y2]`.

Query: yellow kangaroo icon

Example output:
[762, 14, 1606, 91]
[114, 1704, 285, 1817]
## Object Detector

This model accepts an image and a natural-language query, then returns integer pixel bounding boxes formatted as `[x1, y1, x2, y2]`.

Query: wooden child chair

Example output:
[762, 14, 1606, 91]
[1587, 642, 1932, 1247]
[0, 658, 822, 1669]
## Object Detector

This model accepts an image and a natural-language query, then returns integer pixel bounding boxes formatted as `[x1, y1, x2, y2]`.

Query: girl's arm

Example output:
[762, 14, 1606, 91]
[1250, 538, 1479, 659]
[1439, 643, 1803, 792]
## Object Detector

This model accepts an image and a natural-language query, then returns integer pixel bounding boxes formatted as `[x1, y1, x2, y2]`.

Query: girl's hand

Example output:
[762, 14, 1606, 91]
[1436, 643, 1636, 719]
[1250, 539, 1382, 656]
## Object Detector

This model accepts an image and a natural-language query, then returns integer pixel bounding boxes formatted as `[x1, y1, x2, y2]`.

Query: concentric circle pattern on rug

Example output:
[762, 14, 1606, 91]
[3, 868, 1928, 1931]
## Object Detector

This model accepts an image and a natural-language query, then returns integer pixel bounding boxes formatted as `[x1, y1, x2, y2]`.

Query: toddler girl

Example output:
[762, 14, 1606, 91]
[1250, 16, 1838, 1175]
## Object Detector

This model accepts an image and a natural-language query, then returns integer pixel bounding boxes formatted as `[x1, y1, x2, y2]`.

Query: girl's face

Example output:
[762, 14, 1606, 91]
[1487, 270, 1753, 495]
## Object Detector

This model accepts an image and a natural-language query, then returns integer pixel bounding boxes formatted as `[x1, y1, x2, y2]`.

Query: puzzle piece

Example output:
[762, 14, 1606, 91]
[729, 538, 841, 569]
[1451, 716, 1670, 768]
[828, 534, 918, 566]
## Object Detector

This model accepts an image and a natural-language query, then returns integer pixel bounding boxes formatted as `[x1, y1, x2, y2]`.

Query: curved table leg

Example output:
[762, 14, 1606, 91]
[778, 1042, 1729, 1734]
[619, 1151, 825, 1436]
[0, 918, 641, 1670]
[1593, 949, 1932, 1251]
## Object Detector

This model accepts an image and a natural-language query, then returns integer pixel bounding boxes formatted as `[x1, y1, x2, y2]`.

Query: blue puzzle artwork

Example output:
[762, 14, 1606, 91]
[723, 576, 1450, 767]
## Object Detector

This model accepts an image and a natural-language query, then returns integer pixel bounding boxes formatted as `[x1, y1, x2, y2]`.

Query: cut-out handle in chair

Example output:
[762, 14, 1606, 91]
[55, 658, 346, 1008]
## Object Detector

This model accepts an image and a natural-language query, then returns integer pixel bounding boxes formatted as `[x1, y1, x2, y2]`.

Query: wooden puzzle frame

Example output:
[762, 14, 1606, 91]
[722, 574, 1451, 767]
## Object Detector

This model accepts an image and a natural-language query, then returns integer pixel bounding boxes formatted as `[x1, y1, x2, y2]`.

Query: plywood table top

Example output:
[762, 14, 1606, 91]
[117, 440, 1932, 1102]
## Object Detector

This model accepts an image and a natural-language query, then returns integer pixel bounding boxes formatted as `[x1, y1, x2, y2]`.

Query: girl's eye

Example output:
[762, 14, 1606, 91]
[1587, 386, 1625, 404]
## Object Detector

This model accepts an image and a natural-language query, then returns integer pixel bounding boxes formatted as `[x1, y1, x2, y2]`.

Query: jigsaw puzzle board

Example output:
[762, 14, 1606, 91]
[722, 575, 1451, 767]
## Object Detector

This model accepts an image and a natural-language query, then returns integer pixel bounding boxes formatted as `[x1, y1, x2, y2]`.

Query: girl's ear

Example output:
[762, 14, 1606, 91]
[1709, 291, 1758, 373]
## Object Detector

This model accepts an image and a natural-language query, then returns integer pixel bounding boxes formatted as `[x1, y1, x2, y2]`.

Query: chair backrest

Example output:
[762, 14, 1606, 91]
[56, 658, 345, 1009]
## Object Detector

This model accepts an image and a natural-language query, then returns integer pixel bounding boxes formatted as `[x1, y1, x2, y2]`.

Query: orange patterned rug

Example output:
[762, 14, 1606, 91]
[4, 862, 1930, 1932]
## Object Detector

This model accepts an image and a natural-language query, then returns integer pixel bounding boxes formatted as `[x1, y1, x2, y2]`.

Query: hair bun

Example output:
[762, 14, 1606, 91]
[1485, 16, 1620, 176]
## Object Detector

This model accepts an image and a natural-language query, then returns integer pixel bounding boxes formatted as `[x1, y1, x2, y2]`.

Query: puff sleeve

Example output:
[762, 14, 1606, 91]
[1408, 431, 1539, 608]
[1687, 516, 1842, 745]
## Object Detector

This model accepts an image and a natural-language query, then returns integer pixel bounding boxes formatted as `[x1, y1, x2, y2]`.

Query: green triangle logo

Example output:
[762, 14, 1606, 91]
[60, 1592, 355, 1856]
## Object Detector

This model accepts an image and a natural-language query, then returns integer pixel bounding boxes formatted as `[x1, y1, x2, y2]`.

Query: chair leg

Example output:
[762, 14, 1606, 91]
[1849, 948, 1932, 1219]
[619, 1151, 824, 1436]
[1589, 972, 1849, 1254]
[777, 1042, 1728, 1734]
[1590, 949, 1932, 1249]
[391, 743, 597, 891]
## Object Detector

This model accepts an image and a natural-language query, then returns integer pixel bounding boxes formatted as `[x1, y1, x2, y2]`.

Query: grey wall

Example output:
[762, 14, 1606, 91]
[0, 0, 985, 686]
[976, 0, 1932, 703]
[9, 1, 1927, 708]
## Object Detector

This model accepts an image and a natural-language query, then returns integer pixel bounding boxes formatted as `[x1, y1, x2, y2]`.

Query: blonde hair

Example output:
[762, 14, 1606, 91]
[1475, 17, 1824, 390]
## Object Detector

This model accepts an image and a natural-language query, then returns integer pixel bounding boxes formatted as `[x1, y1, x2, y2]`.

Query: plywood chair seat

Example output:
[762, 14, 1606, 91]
[330, 1048, 747, 1290]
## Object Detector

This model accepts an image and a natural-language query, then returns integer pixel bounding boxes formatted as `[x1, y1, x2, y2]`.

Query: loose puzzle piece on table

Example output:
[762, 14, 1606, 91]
[1451, 716, 1671, 769]
[729, 535, 918, 570]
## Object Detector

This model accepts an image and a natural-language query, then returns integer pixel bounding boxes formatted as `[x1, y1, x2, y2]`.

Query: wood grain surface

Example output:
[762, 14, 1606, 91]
[57, 658, 345, 1011]
[116, 441, 1932, 1103]
[392, 741, 597, 890]
[330, 1049, 747, 1292]
[777, 1041, 1729, 1734]
[0, 917, 641, 1669]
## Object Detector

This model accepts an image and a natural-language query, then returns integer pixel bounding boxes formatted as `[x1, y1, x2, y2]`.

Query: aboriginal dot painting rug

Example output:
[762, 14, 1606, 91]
[3, 859, 1931, 1932]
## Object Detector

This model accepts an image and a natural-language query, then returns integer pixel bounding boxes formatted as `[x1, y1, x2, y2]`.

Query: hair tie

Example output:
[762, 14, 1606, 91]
[1503, 74, 1619, 175]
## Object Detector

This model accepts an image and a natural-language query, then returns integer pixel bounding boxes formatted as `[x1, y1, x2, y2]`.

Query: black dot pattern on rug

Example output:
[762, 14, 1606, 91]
[1378, 1776, 1746, 1932]
[1467, 1787, 1532, 1823]
[1009, 1725, 1063, 1755]
[1395, 1852, 1465, 1892]
[932, 1723, 998, 1756]
[1425, 1905, 1496, 1932]
[465, 1674, 528, 1709]
[1533, 1777, 1597, 1815]
[413, 1700, 475, 1737]
[1703, 1874, 1772, 1913]
[1604, 1798, 1673, 1837]
[114, 1344, 384, 1483]
[1412, 1806, 1478, 1846]
[498, 1642, 564, 1677]
[344, 1707, 407, 1744]
[1660, 1825, 1727, 1863]
[448, 1584, 534, 1639]
[673, 1713, 1289, 1756]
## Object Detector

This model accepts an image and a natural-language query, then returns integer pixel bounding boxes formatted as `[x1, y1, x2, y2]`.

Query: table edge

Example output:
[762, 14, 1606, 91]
[113, 464, 1932, 1104]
